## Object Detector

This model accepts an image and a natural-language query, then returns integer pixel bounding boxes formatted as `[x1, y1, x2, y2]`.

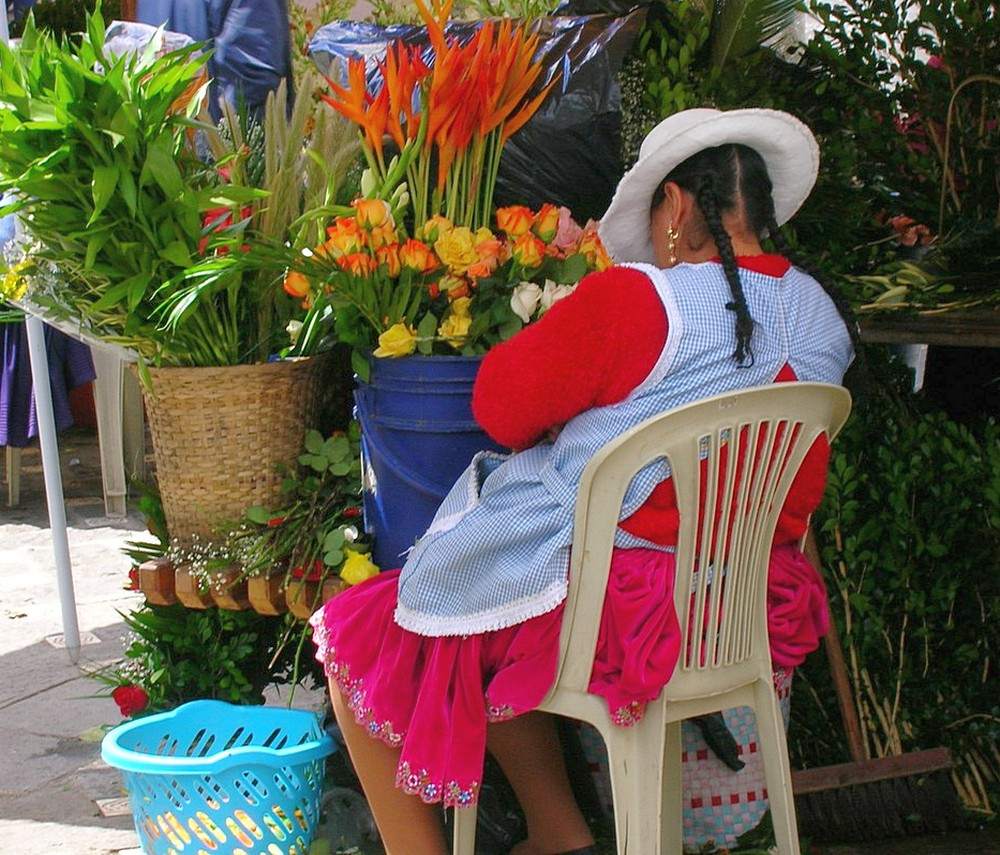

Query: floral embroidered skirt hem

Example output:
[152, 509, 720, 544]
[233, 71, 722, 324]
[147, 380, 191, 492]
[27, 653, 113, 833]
[309, 544, 827, 809]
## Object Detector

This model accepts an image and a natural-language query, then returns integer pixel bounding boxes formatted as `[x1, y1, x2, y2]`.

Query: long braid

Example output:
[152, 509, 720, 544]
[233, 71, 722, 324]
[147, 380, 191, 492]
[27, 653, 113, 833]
[766, 214, 861, 350]
[697, 174, 755, 366]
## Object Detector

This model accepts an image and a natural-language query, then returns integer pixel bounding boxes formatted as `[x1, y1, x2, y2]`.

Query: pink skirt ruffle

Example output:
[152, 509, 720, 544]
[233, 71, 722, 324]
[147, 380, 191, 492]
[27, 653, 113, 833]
[310, 543, 826, 808]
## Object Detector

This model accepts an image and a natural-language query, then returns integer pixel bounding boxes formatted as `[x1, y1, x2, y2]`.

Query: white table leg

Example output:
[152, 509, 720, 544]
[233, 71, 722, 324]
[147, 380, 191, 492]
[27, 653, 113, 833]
[24, 315, 81, 662]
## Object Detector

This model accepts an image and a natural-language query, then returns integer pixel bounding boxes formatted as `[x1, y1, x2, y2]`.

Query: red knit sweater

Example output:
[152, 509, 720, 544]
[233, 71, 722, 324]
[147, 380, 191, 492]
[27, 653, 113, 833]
[472, 257, 830, 547]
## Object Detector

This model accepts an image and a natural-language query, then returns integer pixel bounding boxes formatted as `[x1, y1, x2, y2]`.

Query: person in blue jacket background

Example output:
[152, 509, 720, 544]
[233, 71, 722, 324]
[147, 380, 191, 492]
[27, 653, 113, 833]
[136, 0, 294, 120]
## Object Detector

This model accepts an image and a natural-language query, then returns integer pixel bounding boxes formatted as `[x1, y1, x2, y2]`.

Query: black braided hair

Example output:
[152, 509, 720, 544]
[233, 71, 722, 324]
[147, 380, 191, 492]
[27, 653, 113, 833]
[651, 143, 858, 363]
[652, 144, 769, 366]
[697, 174, 755, 366]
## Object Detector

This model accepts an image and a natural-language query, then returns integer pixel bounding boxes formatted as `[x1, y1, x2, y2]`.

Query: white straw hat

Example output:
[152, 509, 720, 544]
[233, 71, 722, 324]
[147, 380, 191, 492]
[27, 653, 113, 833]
[598, 108, 819, 264]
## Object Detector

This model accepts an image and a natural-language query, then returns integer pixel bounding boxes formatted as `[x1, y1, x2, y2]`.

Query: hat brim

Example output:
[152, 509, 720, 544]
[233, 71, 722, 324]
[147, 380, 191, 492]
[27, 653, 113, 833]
[598, 108, 819, 265]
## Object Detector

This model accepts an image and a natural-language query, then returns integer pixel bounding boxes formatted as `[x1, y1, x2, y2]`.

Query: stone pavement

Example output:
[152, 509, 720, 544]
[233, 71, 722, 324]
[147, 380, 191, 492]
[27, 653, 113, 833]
[1, 426, 146, 854]
[2, 425, 999, 855]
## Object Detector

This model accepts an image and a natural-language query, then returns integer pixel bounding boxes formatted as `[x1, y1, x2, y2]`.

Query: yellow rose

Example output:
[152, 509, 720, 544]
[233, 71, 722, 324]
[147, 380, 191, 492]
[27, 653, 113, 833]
[374, 322, 418, 358]
[438, 311, 472, 349]
[434, 226, 480, 275]
[449, 296, 472, 318]
[340, 551, 380, 586]
[532, 203, 561, 242]
[419, 214, 454, 243]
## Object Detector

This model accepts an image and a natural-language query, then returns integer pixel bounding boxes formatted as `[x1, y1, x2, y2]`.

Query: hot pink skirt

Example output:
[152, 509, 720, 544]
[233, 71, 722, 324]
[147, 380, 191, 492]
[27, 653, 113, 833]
[309, 543, 827, 809]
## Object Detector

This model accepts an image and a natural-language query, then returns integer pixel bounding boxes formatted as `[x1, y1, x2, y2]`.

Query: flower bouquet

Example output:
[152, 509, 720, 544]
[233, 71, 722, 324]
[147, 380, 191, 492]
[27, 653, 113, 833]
[284, 200, 610, 377]
[274, 0, 611, 378]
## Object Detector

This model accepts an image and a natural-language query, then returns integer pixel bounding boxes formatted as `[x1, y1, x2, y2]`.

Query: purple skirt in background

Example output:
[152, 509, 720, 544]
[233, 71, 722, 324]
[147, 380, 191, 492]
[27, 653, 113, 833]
[0, 319, 97, 448]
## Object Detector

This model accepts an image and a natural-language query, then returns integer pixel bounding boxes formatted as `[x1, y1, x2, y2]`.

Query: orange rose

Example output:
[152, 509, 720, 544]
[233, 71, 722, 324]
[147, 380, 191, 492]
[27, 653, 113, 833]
[439, 273, 471, 300]
[578, 229, 612, 271]
[472, 232, 505, 275]
[511, 232, 546, 268]
[376, 243, 402, 277]
[282, 270, 311, 298]
[399, 238, 439, 273]
[337, 252, 378, 276]
[496, 205, 534, 237]
[353, 198, 393, 230]
[325, 217, 364, 257]
[532, 203, 560, 243]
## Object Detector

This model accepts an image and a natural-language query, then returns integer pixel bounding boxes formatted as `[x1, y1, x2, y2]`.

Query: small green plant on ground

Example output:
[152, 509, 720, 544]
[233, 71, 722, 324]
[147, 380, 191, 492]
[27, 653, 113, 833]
[97, 604, 305, 717]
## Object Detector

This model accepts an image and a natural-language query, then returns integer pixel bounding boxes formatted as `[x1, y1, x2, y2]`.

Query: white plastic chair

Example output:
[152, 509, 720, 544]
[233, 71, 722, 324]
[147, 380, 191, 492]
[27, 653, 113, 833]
[452, 382, 852, 855]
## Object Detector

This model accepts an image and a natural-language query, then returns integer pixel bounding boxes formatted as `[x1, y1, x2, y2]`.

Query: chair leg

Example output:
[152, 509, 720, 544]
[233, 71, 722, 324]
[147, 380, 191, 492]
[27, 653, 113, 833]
[5, 445, 20, 507]
[91, 348, 128, 517]
[662, 719, 684, 855]
[452, 804, 478, 855]
[604, 710, 669, 855]
[752, 680, 801, 855]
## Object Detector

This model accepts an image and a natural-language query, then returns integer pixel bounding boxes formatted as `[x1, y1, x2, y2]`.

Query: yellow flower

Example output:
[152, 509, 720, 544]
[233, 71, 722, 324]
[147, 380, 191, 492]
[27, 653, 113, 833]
[434, 226, 480, 275]
[438, 310, 472, 349]
[374, 322, 418, 357]
[532, 202, 560, 242]
[449, 296, 472, 318]
[1, 261, 30, 301]
[419, 214, 454, 243]
[340, 551, 380, 586]
[512, 232, 546, 268]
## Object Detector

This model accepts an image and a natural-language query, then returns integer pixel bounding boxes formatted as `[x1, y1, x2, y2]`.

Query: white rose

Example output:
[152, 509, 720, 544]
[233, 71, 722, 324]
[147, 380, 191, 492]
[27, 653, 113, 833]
[539, 280, 576, 314]
[510, 281, 543, 323]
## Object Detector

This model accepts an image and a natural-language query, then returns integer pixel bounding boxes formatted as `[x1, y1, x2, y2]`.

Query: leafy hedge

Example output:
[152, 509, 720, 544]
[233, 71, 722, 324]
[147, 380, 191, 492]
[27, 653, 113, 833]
[790, 350, 1000, 813]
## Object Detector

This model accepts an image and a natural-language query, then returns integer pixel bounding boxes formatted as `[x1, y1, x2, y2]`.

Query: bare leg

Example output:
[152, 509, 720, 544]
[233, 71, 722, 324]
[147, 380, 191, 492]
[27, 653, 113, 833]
[487, 712, 595, 855]
[330, 682, 448, 855]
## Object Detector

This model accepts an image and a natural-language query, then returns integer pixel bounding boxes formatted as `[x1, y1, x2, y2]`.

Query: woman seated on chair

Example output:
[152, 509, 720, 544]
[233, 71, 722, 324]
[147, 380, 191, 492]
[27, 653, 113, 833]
[310, 108, 856, 855]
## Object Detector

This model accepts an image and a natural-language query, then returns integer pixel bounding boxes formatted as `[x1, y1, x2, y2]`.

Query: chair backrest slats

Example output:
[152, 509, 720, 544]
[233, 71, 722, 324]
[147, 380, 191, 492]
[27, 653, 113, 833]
[544, 383, 852, 704]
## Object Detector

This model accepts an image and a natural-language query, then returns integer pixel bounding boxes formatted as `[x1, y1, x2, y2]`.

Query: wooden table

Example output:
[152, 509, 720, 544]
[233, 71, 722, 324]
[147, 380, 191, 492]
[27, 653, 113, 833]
[859, 309, 1000, 348]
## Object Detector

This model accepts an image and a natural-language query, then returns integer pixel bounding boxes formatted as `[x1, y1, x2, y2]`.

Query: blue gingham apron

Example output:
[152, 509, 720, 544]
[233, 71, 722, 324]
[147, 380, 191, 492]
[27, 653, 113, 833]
[394, 262, 853, 637]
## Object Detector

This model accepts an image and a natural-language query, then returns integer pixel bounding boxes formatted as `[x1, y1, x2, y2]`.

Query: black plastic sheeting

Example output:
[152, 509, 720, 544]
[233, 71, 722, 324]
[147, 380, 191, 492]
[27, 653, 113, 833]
[308, 8, 646, 223]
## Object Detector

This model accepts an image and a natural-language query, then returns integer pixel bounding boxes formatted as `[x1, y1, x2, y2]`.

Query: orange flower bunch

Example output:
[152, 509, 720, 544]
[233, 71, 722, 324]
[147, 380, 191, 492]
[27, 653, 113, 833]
[321, 0, 555, 231]
[283, 198, 610, 375]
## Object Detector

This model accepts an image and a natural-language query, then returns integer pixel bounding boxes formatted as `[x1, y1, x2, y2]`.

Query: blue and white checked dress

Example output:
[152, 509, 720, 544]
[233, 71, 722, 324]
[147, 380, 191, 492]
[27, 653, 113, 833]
[394, 262, 853, 637]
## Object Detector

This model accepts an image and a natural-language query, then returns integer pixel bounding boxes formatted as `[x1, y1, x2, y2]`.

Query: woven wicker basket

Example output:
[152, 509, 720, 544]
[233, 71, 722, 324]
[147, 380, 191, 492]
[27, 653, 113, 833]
[139, 355, 330, 544]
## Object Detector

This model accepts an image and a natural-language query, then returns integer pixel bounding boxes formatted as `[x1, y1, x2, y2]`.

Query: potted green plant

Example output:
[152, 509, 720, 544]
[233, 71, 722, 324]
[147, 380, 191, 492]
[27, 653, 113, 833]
[0, 9, 361, 542]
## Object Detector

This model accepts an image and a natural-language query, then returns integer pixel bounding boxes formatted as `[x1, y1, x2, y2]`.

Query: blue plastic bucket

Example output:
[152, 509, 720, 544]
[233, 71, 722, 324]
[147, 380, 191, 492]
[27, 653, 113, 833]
[101, 700, 335, 855]
[355, 355, 506, 570]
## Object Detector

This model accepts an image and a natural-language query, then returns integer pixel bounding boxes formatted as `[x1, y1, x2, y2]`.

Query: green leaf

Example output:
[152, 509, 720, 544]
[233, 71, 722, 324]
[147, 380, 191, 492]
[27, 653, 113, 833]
[323, 529, 346, 552]
[304, 429, 325, 455]
[244, 505, 271, 525]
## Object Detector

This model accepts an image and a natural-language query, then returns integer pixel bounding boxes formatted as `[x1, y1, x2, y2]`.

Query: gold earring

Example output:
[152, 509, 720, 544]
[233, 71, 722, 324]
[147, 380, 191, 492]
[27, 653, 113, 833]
[667, 224, 680, 266]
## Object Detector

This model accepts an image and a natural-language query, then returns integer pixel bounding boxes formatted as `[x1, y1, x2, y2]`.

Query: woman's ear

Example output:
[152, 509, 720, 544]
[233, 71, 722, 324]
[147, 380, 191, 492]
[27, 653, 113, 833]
[662, 181, 696, 229]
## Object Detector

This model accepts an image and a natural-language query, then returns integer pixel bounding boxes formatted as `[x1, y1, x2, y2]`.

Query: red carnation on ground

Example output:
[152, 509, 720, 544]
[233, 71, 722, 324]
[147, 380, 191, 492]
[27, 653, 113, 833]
[112, 685, 149, 717]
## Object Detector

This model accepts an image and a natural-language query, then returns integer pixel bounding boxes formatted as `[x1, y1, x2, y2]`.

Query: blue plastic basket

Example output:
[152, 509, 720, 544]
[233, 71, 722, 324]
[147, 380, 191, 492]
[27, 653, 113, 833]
[101, 700, 335, 855]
